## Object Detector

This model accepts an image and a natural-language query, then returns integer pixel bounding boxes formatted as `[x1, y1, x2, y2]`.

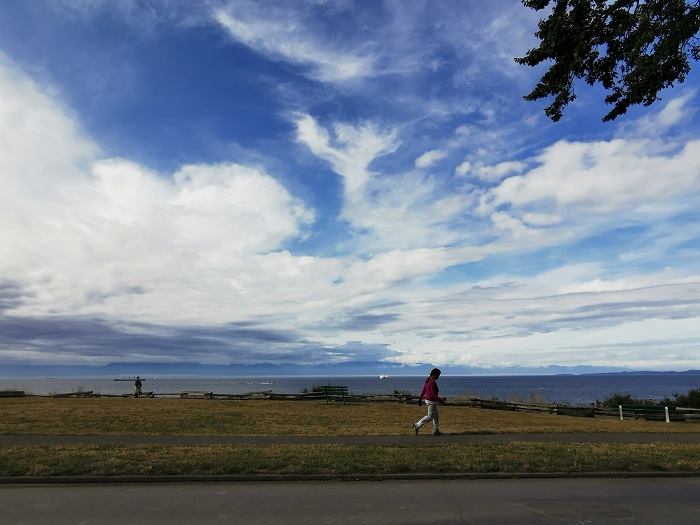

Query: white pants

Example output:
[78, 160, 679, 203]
[415, 401, 439, 432]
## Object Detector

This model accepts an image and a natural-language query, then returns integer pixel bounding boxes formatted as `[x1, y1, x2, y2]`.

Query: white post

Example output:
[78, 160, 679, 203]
[619, 405, 623, 420]
[665, 406, 670, 423]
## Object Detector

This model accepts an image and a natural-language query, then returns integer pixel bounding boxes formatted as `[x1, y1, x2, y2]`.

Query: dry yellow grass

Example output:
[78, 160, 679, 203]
[1, 397, 696, 436]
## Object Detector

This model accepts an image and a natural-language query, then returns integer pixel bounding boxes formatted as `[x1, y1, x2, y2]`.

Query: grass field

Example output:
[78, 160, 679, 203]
[1, 398, 699, 477]
[2, 397, 695, 435]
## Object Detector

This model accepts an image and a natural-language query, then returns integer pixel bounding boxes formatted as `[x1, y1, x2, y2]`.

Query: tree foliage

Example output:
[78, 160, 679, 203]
[673, 388, 700, 408]
[516, 0, 700, 121]
[598, 389, 700, 408]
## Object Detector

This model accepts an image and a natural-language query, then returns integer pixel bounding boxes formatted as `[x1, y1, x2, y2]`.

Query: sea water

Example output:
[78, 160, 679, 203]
[2, 373, 699, 405]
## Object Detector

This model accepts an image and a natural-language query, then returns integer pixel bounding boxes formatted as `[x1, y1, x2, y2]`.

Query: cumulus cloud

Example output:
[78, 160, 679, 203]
[0, 56, 98, 212]
[171, 163, 313, 251]
[0, 58, 321, 330]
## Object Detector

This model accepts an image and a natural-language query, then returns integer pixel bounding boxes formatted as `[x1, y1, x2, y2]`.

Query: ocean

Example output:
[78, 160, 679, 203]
[2, 373, 699, 405]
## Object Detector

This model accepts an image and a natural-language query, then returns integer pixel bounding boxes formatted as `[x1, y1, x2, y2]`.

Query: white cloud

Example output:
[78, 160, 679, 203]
[522, 212, 560, 226]
[212, 1, 539, 93]
[4, 158, 319, 323]
[0, 55, 98, 214]
[171, 163, 313, 252]
[294, 113, 399, 195]
[214, 7, 374, 83]
[379, 267, 700, 368]
[415, 149, 447, 169]
[619, 90, 698, 139]
[295, 115, 484, 252]
[289, 99, 700, 370]
[456, 159, 526, 181]
[0, 58, 320, 325]
[455, 160, 471, 177]
[480, 137, 700, 224]
[477, 160, 526, 181]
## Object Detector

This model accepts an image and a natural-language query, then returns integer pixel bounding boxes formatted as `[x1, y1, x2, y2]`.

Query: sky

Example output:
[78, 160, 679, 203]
[1, 0, 699, 374]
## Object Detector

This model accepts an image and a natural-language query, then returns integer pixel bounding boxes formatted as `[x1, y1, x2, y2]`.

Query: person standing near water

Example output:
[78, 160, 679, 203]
[133, 376, 142, 398]
[413, 368, 447, 436]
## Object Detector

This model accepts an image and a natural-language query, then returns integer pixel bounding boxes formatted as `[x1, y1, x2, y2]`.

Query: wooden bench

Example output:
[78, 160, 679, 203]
[618, 405, 682, 422]
[180, 391, 213, 399]
[320, 385, 349, 404]
[556, 406, 595, 417]
[0, 390, 25, 398]
[122, 391, 154, 398]
[52, 390, 95, 398]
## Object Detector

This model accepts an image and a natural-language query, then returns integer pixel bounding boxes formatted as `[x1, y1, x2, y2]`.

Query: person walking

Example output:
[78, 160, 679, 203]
[413, 368, 447, 435]
[133, 376, 142, 398]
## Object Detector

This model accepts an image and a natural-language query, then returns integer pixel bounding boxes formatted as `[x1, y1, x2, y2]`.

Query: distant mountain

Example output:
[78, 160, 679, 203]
[582, 369, 700, 376]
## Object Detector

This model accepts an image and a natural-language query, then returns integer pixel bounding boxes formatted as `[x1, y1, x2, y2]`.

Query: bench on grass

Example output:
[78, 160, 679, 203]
[618, 405, 682, 422]
[180, 391, 213, 399]
[320, 385, 349, 404]
[0, 390, 25, 398]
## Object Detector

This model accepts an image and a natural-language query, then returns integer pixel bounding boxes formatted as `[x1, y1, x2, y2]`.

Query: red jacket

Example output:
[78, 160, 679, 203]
[418, 377, 443, 403]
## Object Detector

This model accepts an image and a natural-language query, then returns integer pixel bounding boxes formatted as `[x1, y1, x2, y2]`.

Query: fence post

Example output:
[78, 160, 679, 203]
[665, 406, 670, 423]
[619, 405, 623, 420]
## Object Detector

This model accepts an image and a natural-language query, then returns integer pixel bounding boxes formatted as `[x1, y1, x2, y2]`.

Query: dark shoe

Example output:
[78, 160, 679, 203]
[413, 424, 419, 435]
[432, 431, 443, 436]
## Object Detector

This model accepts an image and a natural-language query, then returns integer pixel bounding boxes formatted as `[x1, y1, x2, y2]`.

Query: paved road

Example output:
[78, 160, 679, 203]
[2, 478, 700, 524]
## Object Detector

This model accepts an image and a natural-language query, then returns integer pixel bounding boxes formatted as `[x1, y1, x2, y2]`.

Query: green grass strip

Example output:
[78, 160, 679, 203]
[3, 443, 700, 477]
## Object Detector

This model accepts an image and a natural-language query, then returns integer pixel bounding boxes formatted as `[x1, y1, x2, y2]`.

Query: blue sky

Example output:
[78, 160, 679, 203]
[1, 0, 699, 373]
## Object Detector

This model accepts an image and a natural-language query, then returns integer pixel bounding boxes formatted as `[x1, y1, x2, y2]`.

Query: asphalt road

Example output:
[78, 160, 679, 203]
[2, 478, 700, 524]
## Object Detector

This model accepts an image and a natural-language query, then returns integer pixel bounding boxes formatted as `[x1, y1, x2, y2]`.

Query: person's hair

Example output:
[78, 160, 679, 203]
[425, 368, 441, 382]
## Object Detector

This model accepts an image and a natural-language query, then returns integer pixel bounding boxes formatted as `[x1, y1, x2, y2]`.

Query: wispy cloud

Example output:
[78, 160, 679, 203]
[294, 114, 399, 195]
[214, 3, 375, 83]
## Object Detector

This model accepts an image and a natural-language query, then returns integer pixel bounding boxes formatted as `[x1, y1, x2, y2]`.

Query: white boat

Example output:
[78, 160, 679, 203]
[379, 374, 391, 379]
